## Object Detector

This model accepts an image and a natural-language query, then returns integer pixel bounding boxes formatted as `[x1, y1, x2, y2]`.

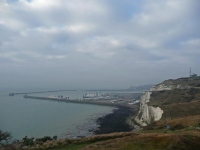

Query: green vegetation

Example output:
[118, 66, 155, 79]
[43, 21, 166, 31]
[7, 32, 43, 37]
[149, 88, 200, 106]
[148, 88, 200, 120]
[48, 130, 200, 150]
[0, 130, 12, 146]
[0, 130, 14, 150]
[22, 137, 34, 146]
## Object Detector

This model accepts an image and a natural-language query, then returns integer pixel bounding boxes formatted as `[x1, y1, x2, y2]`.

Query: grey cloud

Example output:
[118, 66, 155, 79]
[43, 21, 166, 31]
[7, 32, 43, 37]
[0, 0, 199, 89]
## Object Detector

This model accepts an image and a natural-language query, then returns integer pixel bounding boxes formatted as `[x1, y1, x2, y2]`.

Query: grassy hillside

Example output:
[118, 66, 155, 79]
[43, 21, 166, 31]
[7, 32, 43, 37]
[144, 115, 200, 130]
[149, 88, 200, 106]
[148, 77, 200, 120]
[9, 129, 200, 150]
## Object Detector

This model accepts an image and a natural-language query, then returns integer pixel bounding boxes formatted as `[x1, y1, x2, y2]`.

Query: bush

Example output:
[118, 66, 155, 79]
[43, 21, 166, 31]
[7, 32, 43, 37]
[170, 124, 184, 131]
[53, 136, 57, 140]
[35, 136, 52, 142]
[0, 130, 12, 145]
[22, 135, 58, 146]
[22, 136, 34, 146]
[43, 136, 52, 142]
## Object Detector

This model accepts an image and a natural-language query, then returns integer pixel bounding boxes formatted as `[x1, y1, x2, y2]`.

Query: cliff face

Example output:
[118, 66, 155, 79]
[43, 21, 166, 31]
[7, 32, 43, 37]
[134, 81, 174, 126]
[135, 91, 163, 126]
[135, 77, 200, 126]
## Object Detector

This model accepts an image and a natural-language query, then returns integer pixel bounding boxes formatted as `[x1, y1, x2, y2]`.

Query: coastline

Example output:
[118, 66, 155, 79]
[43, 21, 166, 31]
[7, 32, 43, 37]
[93, 106, 139, 134]
[62, 105, 139, 139]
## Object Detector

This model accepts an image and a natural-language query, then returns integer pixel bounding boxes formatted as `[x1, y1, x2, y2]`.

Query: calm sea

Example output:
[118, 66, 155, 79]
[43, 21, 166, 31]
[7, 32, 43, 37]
[0, 89, 114, 140]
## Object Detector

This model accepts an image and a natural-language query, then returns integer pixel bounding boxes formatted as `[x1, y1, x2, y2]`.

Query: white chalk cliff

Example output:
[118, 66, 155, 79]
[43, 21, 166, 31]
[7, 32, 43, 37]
[135, 83, 174, 126]
[135, 91, 163, 126]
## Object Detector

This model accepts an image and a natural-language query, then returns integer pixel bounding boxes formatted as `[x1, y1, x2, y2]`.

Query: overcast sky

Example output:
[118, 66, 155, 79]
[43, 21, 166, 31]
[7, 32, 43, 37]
[0, 0, 200, 90]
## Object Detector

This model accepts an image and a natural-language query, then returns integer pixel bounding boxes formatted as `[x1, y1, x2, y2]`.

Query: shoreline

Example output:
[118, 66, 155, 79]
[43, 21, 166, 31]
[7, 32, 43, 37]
[61, 105, 139, 139]
[93, 106, 139, 135]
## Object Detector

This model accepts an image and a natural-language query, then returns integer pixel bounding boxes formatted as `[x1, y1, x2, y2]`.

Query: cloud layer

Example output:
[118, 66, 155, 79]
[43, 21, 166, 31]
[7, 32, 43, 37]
[0, 0, 200, 89]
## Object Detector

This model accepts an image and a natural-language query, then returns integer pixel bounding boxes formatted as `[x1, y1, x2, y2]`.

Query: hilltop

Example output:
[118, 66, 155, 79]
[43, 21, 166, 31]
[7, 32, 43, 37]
[151, 77, 200, 91]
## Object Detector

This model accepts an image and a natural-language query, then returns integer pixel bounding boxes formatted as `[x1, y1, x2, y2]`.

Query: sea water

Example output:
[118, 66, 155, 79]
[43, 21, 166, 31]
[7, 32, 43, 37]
[0, 89, 114, 140]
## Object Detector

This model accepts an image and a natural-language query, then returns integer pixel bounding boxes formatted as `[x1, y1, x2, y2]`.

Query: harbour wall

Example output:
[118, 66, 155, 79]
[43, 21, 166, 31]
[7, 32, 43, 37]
[23, 95, 128, 108]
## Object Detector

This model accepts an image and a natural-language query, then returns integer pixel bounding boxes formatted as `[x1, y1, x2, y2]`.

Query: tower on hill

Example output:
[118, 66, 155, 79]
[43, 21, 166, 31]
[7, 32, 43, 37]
[190, 67, 197, 77]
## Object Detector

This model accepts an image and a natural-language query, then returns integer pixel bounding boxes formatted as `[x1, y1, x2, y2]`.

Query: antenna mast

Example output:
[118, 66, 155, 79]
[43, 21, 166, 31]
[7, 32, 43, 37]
[190, 67, 191, 77]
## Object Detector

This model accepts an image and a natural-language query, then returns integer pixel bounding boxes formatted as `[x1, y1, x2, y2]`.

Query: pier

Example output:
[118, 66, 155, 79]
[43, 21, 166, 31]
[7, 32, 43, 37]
[23, 95, 137, 108]
[9, 90, 77, 96]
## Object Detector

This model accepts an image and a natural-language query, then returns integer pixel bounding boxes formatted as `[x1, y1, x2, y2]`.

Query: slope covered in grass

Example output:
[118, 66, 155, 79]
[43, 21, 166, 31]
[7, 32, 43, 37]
[49, 130, 200, 150]
[149, 89, 200, 120]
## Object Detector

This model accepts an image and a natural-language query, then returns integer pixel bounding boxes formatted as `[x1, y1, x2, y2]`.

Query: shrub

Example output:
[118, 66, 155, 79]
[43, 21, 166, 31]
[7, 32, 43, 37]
[22, 136, 34, 146]
[35, 136, 52, 142]
[0, 130, 12, 145]
[22, 135, 57, 146]
[170, 124, 184, 131]
[53, 136, 57, 140]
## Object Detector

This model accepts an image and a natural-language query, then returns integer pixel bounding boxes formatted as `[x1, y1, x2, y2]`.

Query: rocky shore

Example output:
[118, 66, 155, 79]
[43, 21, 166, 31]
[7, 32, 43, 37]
[94, 106, 138, 134]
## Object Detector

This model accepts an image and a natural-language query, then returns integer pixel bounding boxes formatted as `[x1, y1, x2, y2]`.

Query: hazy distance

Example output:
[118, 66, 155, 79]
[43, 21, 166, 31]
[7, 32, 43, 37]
[0, 0, 200, 90]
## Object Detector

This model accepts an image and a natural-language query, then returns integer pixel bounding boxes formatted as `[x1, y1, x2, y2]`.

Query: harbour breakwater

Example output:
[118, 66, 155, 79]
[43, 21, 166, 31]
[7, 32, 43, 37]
[23, 95, 123, 107]
[9, 90, 76, 96]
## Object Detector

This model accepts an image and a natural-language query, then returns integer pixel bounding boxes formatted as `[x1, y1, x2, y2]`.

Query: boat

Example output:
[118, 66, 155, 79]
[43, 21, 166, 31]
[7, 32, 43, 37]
[83, 93, 97, 98]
